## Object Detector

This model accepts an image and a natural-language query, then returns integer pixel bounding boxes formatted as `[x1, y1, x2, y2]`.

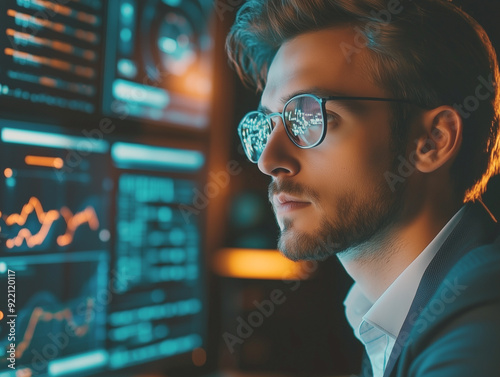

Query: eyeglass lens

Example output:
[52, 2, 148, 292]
[284, 95, 323, 147]
[239, 95, 324, 162]
[239, 112, 271, 162]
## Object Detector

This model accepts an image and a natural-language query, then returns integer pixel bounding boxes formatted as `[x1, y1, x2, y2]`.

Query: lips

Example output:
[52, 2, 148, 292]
[273, 193, 311, 215]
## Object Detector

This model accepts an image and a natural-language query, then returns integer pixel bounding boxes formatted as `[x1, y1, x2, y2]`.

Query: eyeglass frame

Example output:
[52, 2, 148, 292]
[238, 93, 418, 163]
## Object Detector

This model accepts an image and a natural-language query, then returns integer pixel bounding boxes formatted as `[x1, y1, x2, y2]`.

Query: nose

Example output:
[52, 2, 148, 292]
[257, 116, 300, 177]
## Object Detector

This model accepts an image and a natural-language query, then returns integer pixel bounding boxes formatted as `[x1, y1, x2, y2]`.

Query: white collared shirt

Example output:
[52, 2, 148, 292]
[343, 206, 466, 377]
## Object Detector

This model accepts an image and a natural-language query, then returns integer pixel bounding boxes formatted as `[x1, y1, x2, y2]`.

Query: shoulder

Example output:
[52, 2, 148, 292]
[439, 234, 500, 306]
[395, 236, 500, 377]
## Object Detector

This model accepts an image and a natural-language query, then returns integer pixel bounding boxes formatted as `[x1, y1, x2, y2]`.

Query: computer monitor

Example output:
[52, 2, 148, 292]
[102, 0, 215, 130]
[0, 0, 216, 374]
[0, 121, 210, 377]
[0, 0, 104, 117]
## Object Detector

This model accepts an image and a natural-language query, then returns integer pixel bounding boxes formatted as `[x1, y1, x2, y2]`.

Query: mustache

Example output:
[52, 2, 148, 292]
[268, 180, 320, 203]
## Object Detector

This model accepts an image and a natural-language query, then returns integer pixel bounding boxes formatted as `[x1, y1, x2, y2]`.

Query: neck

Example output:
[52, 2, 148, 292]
[337, 197, 463, 303]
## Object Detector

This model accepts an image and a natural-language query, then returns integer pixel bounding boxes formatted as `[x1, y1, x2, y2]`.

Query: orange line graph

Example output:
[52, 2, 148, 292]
[15, 297, 95, 359]
[5, 213, 60, 249]
[57, 206, 99, 247]
[4, 197, 58, 227]
[2, 197, 100, 249]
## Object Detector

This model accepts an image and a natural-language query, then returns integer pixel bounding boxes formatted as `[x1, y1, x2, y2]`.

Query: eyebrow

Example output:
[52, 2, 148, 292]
[257, 103, 272, 114]
[258, 87, 351, 114]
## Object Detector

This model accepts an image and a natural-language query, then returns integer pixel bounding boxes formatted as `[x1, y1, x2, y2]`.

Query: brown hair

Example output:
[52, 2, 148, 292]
[226, 0, 500, 201]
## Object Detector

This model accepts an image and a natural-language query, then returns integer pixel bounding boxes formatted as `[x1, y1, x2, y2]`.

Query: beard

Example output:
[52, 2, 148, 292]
[269, 168, 407, 262]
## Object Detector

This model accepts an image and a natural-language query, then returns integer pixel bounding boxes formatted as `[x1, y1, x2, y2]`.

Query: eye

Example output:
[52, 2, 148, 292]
[325, 112, 340, 127]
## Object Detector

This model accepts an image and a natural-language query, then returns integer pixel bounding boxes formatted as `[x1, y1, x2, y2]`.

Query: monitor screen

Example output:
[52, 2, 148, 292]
[0, 0, 215, 374]
[0, 0, 215, 130]
[102, 0, 215, 129]
[0, 0, 104, 116]
[0, 122, 209, 377]
[107, 141, 207, 371]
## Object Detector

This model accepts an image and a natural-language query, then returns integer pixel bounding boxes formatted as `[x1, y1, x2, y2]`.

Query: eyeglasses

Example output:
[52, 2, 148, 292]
[238, 93, 415, 163]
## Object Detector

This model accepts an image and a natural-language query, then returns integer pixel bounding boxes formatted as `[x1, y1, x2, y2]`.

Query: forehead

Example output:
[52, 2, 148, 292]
[261, 27, 385, 109]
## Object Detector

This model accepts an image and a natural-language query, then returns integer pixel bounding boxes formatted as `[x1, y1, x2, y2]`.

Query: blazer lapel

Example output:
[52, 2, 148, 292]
[383, 201, 499, 377]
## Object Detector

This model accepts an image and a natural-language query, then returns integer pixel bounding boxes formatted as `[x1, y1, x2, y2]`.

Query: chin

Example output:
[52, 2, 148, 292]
[277, 227, 341, 262]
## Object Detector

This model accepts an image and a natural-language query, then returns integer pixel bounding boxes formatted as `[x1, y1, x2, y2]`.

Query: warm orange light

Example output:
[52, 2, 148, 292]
[16, 368, 33, 377]
[185, 71, 212, 98]
[4, 168, 13, 178]
[213, 248, 311, 280]
[192, 347, 206, 367]
[39, 77, 58, 88]
[25, 155, 64, 169]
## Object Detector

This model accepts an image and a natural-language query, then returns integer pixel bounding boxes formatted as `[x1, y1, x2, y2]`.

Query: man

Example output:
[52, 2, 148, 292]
[226, 1, 500, 376]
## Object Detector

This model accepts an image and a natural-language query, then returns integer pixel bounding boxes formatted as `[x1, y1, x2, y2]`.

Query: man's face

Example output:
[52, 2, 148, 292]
[258, 27, 408, 261]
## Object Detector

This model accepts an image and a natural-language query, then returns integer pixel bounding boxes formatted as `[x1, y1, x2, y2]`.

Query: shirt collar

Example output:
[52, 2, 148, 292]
[344, 204, 467, 339]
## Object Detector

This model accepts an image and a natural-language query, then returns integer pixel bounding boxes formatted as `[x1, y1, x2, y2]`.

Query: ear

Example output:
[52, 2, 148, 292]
[413, 106, 463, 174]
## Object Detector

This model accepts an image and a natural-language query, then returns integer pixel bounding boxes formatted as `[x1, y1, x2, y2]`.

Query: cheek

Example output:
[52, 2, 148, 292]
[310, 124, 393, 196]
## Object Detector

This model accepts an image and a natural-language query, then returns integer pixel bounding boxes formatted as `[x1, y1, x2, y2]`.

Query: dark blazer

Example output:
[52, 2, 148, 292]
[361, 201, 500, 377]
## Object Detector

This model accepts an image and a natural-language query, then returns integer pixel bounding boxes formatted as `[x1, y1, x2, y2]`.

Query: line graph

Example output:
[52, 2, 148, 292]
[0, 253, 108, 375]
[57, 206, 99, 247]
[4, 196, 59, 227]
[15, 297, 95, 358]
[1, 196, 100, 249]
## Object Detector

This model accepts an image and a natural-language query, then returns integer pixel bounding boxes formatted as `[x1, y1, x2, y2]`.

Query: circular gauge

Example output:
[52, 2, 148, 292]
[140, 0, 205, 83]
[157, 11, 196, 76]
